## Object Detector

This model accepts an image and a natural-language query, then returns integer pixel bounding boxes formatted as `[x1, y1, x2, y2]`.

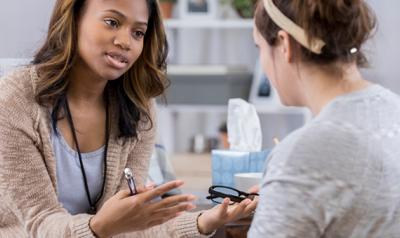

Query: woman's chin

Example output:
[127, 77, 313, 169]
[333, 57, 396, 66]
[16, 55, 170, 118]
[281, 99, 304, 108]
[280, 101, 291, 107]
[100, 70, 126, 81]
[278, 96, 296, 107]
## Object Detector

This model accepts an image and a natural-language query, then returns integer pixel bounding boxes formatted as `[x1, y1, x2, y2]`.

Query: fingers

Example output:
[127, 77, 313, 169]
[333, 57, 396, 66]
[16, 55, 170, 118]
[114, 189, 131, 199]
[155, 202, 196, 218]
[146, 182, 156, 189]
[116, 182, 158, 202]
[150, 194, 196, 211]
[145, 196, 196, 229]
[243, 199, 258, 215]
[136, 183, 156, 193]
[147, 212, 183, 228]
[247, 185, 260, 194]
[144, 194, 196, 229]
[218, 198, 230, 217]
[139, 180, 184, 202]
[227, 198, 251, 219]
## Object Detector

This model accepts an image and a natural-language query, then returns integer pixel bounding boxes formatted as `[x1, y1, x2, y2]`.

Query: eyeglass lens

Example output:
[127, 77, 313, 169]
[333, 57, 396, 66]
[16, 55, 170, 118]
[210, 186, 250, 204]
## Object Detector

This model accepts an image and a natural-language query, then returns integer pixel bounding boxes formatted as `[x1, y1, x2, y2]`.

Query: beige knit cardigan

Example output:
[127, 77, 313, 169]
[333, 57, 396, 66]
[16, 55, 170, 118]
[0, 67, 208, 238]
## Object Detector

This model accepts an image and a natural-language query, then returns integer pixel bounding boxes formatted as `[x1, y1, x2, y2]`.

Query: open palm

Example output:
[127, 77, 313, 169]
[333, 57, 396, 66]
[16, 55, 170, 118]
[197, 196, 258, 235]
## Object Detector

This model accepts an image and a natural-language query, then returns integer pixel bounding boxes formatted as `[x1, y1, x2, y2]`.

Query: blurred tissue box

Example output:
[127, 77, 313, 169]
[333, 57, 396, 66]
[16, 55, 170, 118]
[211, 149, 270, 188]
[212, 98, 269, 188]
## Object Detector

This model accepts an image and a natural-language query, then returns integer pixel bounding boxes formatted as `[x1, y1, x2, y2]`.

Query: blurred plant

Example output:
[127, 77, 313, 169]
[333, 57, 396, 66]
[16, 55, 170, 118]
[222, 0, 257, 18]
[158, 0, 177, 19]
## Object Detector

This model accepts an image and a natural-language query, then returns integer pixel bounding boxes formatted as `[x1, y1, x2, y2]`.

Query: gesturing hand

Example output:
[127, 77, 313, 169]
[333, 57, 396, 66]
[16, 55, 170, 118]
[90, 180, 196, 237]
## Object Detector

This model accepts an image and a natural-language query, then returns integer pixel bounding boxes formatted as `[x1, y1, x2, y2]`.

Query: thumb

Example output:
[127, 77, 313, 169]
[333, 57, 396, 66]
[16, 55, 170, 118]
[218, 198, 230, 217]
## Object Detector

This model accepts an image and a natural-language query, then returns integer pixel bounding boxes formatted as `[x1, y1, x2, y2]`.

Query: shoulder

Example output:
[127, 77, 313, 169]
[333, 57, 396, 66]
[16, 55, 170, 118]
[319, 84, 400, 126]
[0, 66, 38, 106]
[0, 65, 37, 97]
[0, 66, 40, 124]
[268, 119, 365, 179]
[277, 119, 362, 154]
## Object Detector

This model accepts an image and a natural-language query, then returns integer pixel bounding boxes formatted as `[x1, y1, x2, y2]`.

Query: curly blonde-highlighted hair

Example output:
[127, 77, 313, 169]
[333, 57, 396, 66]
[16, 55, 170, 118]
[33, 0, 169, 138]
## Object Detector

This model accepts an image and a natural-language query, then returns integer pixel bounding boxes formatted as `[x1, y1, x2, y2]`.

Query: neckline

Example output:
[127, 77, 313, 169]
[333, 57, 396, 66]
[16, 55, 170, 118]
[54, 126, 105, 158]
[316, 84, 385, 119]
[332, 84, 383, 101]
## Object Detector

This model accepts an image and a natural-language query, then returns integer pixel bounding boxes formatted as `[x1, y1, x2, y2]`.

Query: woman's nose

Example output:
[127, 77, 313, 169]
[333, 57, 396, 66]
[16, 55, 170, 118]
[113, 31, 131, 51]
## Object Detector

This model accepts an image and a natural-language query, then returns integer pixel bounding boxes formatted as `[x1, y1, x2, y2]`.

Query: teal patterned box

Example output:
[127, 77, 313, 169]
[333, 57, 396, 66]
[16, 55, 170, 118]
[211, 149, 270, 188]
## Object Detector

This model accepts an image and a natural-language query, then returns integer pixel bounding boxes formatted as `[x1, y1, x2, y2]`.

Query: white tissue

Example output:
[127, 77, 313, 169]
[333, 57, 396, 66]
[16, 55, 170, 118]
[227, 98, 262, 152]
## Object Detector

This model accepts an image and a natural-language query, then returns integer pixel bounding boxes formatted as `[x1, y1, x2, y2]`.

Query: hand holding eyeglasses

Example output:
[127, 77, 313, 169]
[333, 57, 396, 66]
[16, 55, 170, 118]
[206, 185, 259, 204]
[197, 185, 259, 235]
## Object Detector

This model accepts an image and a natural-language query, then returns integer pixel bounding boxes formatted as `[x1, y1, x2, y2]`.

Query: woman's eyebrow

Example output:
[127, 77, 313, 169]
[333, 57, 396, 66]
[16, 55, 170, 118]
[103, 9, 126, 19]
[103, 9, 148, 27]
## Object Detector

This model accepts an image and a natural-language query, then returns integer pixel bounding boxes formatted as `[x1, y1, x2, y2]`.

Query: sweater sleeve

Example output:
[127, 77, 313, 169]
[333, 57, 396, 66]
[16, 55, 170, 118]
[0, 73, 96, 237]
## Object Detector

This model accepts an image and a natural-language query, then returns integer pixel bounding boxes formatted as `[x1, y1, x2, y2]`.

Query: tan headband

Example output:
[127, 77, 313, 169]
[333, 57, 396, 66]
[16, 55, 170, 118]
[263, 0, 326, 54]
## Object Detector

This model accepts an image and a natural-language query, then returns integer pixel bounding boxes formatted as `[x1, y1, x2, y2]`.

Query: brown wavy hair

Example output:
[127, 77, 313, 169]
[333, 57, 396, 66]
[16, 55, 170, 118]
[255, 0, 376, 68]
[33, 0, 168, 138]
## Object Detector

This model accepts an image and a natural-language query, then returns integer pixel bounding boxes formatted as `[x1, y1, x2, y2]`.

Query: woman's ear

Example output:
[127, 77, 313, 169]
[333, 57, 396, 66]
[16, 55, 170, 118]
[277, 30, 293, 63]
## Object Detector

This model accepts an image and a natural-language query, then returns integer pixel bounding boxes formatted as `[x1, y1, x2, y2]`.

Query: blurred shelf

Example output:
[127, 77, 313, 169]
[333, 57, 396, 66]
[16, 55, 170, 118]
[164, 19, 253, 29]
[159, 104, 310, 115]
[167, 64, 251, 76]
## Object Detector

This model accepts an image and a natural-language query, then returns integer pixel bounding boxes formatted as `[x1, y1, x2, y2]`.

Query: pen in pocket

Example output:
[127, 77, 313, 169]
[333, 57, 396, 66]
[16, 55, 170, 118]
[124, 168, 137, 196]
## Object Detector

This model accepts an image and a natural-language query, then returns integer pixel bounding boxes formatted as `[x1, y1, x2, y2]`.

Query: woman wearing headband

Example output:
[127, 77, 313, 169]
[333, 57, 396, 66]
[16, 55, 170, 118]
[250, 0, 400, 237]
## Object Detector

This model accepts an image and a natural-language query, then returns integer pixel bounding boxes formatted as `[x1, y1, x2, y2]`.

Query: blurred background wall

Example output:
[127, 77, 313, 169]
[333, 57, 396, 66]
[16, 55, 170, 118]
[0, 0, 53, 58]
[1, 0, 399, 153]
[1, 0, 399, 89]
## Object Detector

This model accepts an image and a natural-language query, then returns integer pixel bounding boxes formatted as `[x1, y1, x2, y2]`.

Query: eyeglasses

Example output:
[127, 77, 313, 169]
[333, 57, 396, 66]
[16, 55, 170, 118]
[206, 185, 259, 205]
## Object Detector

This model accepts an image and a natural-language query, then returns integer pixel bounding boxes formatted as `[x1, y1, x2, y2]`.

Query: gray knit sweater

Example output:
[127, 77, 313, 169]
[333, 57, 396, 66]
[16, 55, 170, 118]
[249, 84, 400, 238]
[0, 67, 207, 238]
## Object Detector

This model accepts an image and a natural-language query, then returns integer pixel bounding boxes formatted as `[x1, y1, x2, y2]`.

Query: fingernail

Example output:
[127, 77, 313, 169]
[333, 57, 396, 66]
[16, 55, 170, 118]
[175, 180, 184, 186]
[187, 195, 196, 201]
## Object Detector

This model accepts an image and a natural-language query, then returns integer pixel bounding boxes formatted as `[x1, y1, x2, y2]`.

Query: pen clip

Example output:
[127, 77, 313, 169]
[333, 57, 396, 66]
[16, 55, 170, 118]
[124, 168, 137, 195]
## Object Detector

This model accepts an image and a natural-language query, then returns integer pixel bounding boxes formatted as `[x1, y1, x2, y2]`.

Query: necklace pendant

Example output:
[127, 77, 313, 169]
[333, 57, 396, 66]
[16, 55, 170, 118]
[88, 206, 96, 215]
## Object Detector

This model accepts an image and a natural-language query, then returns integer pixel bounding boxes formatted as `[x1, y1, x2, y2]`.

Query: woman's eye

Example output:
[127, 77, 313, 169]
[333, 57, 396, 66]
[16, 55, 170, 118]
[132, 31, 145, 39]
[104, 19, 119, 28]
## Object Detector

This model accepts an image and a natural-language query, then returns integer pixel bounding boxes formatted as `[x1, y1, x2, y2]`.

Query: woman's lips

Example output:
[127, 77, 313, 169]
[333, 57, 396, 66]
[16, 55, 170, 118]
[105, 53, 129, 69]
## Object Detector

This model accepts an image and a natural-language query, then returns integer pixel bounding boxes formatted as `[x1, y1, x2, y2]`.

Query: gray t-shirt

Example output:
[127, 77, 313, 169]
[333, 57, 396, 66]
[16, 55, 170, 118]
[51, 127, 104, 215]
[249, 84, 400, 238]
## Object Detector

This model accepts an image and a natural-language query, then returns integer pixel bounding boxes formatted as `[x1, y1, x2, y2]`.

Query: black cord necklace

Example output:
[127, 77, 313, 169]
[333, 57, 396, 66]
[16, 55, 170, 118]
[64, 96, 109, 215]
